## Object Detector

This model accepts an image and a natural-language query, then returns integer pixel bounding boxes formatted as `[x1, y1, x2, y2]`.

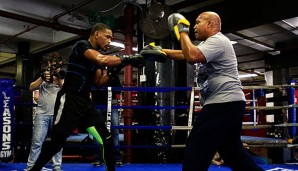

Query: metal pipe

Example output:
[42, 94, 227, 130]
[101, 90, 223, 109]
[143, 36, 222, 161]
[0, 9, 88, 34]
[122, 3, 135, 163]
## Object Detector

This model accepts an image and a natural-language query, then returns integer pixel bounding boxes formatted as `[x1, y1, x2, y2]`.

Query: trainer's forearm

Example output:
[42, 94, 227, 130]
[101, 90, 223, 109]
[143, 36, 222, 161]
[162, 49, 185, 61]
[180, 33, 205, 64]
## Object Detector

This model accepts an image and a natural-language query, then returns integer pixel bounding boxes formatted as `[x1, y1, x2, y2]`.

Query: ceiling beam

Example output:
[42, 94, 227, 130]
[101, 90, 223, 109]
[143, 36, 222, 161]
[222, 0, 298, 33]
[32, 36, 85, 56]
[0, 60, 15, 68]
[238, 59, 264, 64]
[0, 71, 15, 77]
[0, 0, 95, 46]
[172, 0, 298, 36]
[0, 10, 89, 37]
[232, 32, 275, 49]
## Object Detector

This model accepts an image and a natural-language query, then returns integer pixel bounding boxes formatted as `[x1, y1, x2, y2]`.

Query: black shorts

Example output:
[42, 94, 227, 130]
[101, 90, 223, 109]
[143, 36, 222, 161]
[52, 89, 110, 139]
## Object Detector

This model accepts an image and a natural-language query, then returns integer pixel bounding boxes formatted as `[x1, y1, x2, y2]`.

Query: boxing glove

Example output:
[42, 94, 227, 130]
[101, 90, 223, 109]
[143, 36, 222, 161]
[168, 13, 190, 43]
[119, 54, 145, 68]
[107, 66, 123, 80]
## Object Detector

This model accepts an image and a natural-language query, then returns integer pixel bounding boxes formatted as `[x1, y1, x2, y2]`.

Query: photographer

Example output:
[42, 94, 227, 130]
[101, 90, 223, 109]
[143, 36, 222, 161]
[26, 52, 64, 171]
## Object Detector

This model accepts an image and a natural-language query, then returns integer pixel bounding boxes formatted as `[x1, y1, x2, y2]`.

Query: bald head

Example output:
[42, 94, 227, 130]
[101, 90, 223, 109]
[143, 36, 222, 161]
[200, 11, 221, 31]
[193, 11, 222, 40]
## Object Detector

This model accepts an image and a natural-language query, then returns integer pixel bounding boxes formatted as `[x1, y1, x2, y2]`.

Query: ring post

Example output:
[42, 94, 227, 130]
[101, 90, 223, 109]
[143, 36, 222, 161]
[187, 87, 195, 136]
[0, 79, 14, 161]
[287, 79, 296, 137]
[107, 87, 112, 132]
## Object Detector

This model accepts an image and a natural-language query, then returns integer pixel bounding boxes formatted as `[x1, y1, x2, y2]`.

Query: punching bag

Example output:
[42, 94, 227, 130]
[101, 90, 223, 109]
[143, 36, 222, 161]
[0, 79, 14, 160]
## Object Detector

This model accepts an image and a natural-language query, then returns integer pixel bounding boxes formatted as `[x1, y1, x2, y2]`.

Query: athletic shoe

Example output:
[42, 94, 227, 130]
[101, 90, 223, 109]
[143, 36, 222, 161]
[25, 167, 53, 171]
[116, 161, 123, 167]
[285, 159, 298, 165]
[92, 161, 101, 167]
[41, 167, 52, 171]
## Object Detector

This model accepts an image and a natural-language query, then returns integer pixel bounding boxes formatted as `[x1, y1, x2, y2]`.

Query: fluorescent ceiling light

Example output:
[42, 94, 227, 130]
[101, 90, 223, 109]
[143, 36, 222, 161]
[110, 41, 124, 48]
[230, 41, 237, 45]
[238, 73, 258, 78]
[282, 19, 296, 28]
[110, 41, 138, 51]
[275, 17, 298, 36]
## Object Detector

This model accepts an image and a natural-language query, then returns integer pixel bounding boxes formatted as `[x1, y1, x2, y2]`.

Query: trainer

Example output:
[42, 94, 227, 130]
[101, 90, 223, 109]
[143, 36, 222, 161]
[161, 11, 264, 171]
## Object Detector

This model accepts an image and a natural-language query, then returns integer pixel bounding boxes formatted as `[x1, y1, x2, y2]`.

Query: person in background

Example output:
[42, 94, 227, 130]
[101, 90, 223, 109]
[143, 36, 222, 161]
[32, 90, 39, 122]
[26, 52, 64, 171]
[91, 68, 123, 167]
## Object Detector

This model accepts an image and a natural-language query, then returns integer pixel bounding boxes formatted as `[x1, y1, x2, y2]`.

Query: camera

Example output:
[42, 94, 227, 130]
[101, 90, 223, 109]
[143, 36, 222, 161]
[41, 63, 65, 82]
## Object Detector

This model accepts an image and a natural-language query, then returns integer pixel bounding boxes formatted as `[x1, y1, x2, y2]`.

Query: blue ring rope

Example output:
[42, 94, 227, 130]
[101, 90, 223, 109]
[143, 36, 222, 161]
[112, 125, 172, 130]
[96, 105, 189, 110]
[96, 86, 192, 92]
[115, 145, 172, 149]
[15, 86, 192, 92]
[63, 144, 173, 149]
[64, 144, 171, 149]
[13, 86, 190, 149]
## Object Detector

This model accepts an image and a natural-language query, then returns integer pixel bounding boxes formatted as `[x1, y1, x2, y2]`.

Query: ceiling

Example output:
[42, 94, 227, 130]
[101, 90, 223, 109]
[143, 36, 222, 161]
[1, 0, 298, 85]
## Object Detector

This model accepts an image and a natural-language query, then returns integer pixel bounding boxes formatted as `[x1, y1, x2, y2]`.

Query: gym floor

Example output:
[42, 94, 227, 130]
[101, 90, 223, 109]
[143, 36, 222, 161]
[1, 163, 298, 171]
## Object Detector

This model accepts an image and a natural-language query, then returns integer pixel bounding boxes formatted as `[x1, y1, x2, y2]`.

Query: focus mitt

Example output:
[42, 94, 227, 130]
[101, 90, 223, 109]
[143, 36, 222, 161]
[168, 13, 190, 43]
[140, 42, 167, 63]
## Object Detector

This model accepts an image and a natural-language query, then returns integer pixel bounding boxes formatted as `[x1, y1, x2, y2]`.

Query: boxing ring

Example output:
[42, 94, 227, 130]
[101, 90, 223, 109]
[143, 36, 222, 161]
[2, 80, 298, 170]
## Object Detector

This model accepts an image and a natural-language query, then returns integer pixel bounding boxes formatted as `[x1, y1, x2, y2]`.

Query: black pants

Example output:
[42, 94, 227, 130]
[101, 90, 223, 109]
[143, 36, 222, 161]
[31, 89, 115, 171]
[182, 101, 264, 171]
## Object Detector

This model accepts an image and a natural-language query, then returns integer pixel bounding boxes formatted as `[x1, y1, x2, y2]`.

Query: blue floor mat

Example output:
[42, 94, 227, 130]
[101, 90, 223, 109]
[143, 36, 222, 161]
[1, 163, 298, 171]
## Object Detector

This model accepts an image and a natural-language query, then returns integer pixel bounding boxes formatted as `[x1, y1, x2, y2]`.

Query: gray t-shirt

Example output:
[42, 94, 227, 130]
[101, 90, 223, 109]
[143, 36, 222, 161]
[197, 32, 245, 105]
[35, 81, 60, 115]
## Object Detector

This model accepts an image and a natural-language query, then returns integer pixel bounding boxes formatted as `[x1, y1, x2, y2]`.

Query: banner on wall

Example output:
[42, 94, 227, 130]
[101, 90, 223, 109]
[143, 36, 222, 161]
[0, 79, 14, 160]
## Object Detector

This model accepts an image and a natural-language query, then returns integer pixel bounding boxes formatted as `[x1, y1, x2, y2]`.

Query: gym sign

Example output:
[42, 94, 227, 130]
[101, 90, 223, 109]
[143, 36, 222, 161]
[0, 79, 14, 159]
